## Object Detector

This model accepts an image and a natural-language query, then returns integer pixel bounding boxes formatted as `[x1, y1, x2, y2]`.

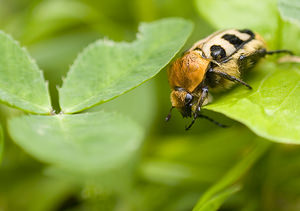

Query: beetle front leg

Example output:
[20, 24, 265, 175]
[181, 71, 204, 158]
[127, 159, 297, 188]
[208, 68, 252, 89]
[195, 86, 209, 114]
[185, 86, 209, 130]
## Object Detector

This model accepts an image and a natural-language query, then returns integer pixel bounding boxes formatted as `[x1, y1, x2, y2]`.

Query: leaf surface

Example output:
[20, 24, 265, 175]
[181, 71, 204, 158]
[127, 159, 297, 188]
[0, 31, 52, 113]
[0, 124, 3, 163]
[278, 0, 300, 26]
[193, 140, 270, 211]
[194, 0, 278, 46]
[205, 63, 300, 143]
[59, 18, 193, 113]
[8, 111, 144, 173]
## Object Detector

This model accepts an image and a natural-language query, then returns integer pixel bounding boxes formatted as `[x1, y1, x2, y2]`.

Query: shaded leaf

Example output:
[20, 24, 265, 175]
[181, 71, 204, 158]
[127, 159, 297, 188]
[90, 80, 157, 129]
[278, 0, 300, 27]
[195, 185, 241, 211]
[205, 63, 300, 144]
[140, 127, 257, 187]
[0, 173, 74, 211]
[0, 31, 52, 114]
[0, 124, 3, 163]
[23, 0, 98, 43]
[7, 111, 144, 173]
[193, 140, 270, 211]
[59, 18, 193, 113]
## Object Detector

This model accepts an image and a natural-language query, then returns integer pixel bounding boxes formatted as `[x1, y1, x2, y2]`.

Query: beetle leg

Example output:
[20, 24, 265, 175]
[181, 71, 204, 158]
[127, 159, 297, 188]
[208, 68, 252, 89]
[185, 117, 196, 130]
[185, 86, 209, 130]
[219, 57, 232, 64]
[196, 86, 209, 112]
[198, 114, 228, 128]
[185, 114, 227, 130]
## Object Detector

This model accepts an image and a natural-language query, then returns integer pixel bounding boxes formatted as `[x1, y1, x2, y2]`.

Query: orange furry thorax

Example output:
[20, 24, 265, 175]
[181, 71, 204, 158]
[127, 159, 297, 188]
[168, 51, 210, 93]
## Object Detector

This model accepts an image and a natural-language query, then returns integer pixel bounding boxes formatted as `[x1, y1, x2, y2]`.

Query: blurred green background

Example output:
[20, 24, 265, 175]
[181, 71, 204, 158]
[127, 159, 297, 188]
[0, 0, 300, 210]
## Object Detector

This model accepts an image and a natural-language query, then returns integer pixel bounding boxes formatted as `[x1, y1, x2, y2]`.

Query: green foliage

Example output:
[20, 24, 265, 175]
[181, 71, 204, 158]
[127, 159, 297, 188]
[193, 140, 270, 211]
[0, 31, 52, 114]
[7, 111, 143, 173]
[0, 124, 3, 163]
[0, 0, 300, 210]
[194, 186, 241, 211]
[206, 63, 300, 144]
[278, 0, 300, 26]
[0, 174, 73, 211]
[23, 0, 97, 43]
[140, 128, 257, 186]
[59, 18, 193, 113]
[137, 127, 260, 210]
[194, 0, 278, 45]
[195, 0, 300, 144]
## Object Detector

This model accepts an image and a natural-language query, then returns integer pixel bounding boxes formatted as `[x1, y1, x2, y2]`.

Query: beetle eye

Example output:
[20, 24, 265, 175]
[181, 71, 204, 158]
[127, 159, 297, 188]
[185, 93, 193, 104]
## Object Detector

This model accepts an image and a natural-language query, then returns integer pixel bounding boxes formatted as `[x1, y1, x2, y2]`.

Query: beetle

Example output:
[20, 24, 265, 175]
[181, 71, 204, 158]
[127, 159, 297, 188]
[166, 29, 293, 130]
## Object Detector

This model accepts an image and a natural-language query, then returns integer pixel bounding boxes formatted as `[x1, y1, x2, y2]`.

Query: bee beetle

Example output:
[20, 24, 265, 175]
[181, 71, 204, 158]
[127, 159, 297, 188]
[166, 29, 293, 130]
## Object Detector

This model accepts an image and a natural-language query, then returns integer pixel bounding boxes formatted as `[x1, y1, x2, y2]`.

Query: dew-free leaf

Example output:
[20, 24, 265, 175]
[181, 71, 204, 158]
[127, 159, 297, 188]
[193, 140, 270, 211]
[0, 31, 52, 114]
[140, 127, 256, 187]
[0, 124, 3, 163]
[205, 63, 300, 144]
[59, 18, 193, 113]
[278, 0, 300, 27]
[194, 0, 278, 46]
[7, 111, 144, 173]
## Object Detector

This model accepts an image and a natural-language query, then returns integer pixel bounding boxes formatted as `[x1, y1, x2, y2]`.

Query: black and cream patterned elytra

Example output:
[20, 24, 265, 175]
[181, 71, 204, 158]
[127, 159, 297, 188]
[190, 29, 255, 61]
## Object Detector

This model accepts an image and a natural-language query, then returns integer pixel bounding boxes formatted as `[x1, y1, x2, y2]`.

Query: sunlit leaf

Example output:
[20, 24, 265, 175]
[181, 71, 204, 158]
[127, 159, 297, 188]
[7, 111, 144, 173]
[194, 0, 278, 46]
[0, 31, 52, 113]
[193, 140, 270, 211]
[205, 63, 300, 144]
[59, 18, 193, 113]
[278, 0, 300, 27]
[281, 22, 300, 54]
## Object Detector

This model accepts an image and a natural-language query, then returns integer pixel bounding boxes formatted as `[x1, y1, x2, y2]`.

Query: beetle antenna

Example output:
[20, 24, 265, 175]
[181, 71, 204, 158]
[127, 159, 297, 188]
[198, 114, 228, 128]
[165, 106, 174, 122]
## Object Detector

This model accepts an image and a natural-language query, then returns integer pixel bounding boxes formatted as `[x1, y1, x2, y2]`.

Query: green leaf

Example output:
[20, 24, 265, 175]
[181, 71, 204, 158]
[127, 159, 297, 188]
[7, 111, 144, 173]
[90, 79, 157, 129]
[195, 185, 241, 211]
[205, 63, 300, 144]
[0, 173, 73, 211]
[278, 0, 300, 26]
[281, 22, 300, 54]
[192, 140, 270, 211]
[0, 124, 3, 163]
[194, 0, 278, 45]
[23, 0, 98, 43]
[59, 18, 193, 113]
[0, 31, 52, 114]
[140, 127, 257, 187]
